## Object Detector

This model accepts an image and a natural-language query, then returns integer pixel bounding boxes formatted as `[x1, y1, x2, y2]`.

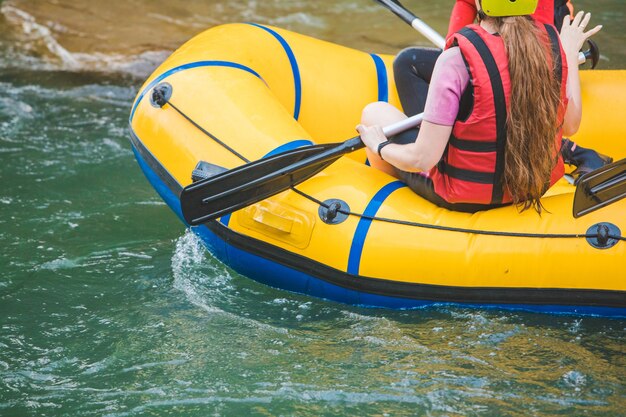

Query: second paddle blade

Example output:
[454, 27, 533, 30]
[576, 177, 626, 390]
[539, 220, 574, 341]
[573, 158, 626, 218]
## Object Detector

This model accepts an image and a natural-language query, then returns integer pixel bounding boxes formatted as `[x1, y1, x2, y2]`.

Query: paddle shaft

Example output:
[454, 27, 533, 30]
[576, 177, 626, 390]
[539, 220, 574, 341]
[202, 113, 424, 204]
[201, 112, 423, 205]
[375, 0, 591, 65]
[181, 113, 424, 224]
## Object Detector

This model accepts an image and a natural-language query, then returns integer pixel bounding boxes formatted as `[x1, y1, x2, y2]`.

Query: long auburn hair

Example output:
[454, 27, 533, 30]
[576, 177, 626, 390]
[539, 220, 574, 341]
[481, 12, 562, 213]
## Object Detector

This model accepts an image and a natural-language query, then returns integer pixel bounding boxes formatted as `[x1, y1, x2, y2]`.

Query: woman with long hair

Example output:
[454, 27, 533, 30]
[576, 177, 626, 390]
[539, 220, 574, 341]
[394, 0, 573, 119]
[448, 0, 574, 35]
[357, 0, 602, 213]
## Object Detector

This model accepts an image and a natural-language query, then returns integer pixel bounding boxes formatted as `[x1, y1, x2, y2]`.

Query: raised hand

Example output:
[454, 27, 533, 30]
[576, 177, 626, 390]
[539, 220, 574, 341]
[559, 11, 602, 64]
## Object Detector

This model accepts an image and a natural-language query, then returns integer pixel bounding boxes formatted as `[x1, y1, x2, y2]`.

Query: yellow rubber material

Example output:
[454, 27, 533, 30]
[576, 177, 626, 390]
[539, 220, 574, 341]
[481, 0, 539, 17]
[131, 23, 625, 292]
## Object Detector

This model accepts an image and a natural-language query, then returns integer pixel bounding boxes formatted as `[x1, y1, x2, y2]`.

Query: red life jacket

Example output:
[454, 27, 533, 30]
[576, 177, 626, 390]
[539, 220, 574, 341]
[429, 22, 568, 205]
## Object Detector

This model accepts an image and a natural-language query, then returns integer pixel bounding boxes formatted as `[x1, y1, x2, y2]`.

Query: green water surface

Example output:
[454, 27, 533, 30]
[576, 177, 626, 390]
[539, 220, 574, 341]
[1, 1, 625, 416]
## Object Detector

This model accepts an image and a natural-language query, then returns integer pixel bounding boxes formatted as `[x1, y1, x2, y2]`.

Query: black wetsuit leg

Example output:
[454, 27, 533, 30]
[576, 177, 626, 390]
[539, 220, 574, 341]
[393, 46, 441, 117]
[388, 46, 440, 144]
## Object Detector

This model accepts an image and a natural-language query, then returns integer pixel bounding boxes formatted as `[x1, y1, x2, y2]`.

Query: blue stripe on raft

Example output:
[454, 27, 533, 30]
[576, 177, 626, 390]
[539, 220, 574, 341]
[247, 23, 302, 120]
[129, 60, 263, 123]
[130, 141, 626, 317]
[370, 54, 389, 102]
[220, 214, 232, 227]
[263, 139, 314, 158]
[347, 181, 406, 275]
[219, 140, 313, 227]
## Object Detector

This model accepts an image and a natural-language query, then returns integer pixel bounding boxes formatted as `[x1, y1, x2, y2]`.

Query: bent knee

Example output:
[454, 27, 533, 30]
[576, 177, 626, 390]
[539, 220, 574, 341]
[361, 102, 406, 126]
[393, 47, 420, 68]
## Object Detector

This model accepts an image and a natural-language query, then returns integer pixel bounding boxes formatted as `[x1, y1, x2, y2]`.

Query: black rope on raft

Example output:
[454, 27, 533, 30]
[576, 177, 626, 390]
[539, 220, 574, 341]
[151, 86, 623, 243]
[290, 187, 626, 241]
[152, 88, 250, 163]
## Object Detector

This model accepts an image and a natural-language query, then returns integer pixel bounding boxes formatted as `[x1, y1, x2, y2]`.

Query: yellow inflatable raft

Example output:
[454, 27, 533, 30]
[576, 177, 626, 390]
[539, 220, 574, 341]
[129, 23, 626, 316]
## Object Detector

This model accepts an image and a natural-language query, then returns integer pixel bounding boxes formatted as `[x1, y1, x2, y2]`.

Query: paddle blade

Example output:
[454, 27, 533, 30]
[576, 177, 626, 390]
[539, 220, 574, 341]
[573, 158, 626, 218]
[181, 138, 363, 225]
[180, 113, 423, 225]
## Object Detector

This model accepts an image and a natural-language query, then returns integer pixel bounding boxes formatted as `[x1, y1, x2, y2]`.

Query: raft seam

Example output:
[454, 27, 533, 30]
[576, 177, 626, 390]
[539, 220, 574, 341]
[347, 181, 407, 275]
[263, 140, 315, 158]
[289, 188, 624, 241]
[129, 60, 264, 123]
[204, 220, 626, 309]
[129, 129, 626, 312]
[370, 54, 389, 102]
[218, 140, 316, 228]
[246, 23, 302, 120]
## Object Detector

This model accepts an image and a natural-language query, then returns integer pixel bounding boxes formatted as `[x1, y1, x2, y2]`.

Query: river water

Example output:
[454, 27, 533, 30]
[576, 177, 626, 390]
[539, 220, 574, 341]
[1, 1, 624, 416]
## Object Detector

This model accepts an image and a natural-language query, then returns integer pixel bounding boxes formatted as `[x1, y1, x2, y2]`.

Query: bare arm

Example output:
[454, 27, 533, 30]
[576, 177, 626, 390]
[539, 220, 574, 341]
[357, 48, 466, 173]
[357, 121, 451, 172]
[560, 12, 602, 136]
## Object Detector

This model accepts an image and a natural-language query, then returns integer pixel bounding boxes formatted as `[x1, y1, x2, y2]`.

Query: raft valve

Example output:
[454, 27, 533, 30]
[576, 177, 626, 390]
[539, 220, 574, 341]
[150, 82, 173, 108]
[586, 222, 621, 249]
[319, 199, 350, 225]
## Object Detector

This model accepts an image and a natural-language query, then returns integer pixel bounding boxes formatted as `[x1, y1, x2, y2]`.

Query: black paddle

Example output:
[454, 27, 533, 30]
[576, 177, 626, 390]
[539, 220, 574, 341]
[573, 158, 626, 217]
[181, 114, 424, 225]
[374, 0, 598, 66]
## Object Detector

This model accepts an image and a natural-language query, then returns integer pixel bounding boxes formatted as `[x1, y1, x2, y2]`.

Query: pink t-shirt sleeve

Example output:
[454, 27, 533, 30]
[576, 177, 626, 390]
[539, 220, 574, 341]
[423, 47, 470, 126]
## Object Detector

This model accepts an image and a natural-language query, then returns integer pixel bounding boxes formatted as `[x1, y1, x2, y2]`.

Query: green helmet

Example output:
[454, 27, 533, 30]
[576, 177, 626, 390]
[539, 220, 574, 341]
[480, 0, 539, 17]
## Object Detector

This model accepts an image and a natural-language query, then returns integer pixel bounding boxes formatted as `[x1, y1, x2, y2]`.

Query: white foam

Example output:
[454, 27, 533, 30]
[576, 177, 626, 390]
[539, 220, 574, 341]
[1, 5, 79, 69]
[38, 257, 79, 271]
[171, 229, 229, 314]
[0, 5, 170, 77]
[118, 251, 152, 260]
[170, 229, 290, 335]
[562, 370, 587, 391]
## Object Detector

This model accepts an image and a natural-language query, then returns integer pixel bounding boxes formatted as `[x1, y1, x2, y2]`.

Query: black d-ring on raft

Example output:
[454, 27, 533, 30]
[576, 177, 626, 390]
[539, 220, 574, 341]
[319, 199, 350, 224]
[150, 82, 173, 108]
[586, 222, 621, 249]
